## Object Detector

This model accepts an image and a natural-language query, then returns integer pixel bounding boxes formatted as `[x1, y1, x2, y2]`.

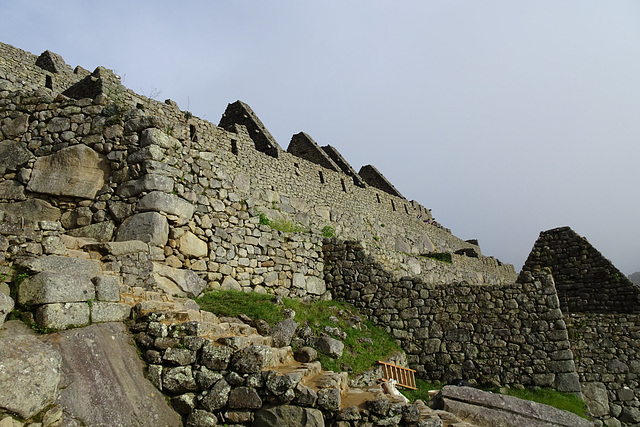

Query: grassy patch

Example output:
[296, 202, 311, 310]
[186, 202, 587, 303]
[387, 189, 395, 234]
[501, 387, 589, 419]
[195, 290, 402, 375]
[321, 225, 336, 238]
[421, 252, 452, 264]
[258, 213, 306, 233]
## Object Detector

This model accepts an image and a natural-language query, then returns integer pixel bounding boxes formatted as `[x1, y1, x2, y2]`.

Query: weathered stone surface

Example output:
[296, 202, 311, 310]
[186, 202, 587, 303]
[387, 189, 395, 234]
[27, 144, 109, 199]
[84, 240, 149, 256]
[17, 255, 102, 278]
[0, 141, 31, 173]
[66, 221, 116, 242]
[200, 379, 231, 411]
[253, 405, 324, 427]
[270, 318, 299, 348]
[163, 366, 198, 394]
[90, 302, 131, 323]
[152, 262, 206, 298]
[306, 276, 326, 295]
[0, 180, 26, 200]
[317, 387, 341, 411]
[0, 334, 62, 419]
[43, 322, 181, 426]
[138, 191, 195, 220]
[163, 347, 196, 366]
[294, 346, 318, 363]
[314, 335, 344, 358]
[140, 127, 182, 150]
[0, 199, 60, 223]
[231, 345, 274, 374]
[582, 382, 609, 418]
[178, 231, 208, 258]
[18, 272, 95, 306]
[228, 386, 262, 409]
[435, 386, 592, 427]
[117, 174, 173, 197]
[35, 302, 90, 329]
[116, 212, 169, 246]
[201, 344, 234, 371]
[93, 275, 120, 302]
[186, 409, 217, 427]
[1, 115, 29, 139]
[0, 293, 14, 326]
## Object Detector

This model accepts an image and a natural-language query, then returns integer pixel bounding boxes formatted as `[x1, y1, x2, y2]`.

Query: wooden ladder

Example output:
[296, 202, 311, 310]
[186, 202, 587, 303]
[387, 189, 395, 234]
[378, 360, 417, 390]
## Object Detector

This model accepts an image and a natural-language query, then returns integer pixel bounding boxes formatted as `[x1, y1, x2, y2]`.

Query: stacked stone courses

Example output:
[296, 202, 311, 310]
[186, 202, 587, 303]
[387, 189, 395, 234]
[12, 40, 640, 425]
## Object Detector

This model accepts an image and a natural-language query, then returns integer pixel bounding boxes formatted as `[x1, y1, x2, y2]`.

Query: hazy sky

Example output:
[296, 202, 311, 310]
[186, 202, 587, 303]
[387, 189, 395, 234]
[2, 1, 639, 274]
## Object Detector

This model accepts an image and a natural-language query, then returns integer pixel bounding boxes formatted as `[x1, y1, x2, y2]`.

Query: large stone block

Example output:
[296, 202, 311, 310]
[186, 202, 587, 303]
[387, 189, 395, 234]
[138, 191, 195, 220]
[0, 292, 14, 326]
[18, 272, 95, 306]
[253, 405, 324, 427]
[0, 199, 61, 223]
[152, 262, 206, 298]
[0, 335, 62, 419]
[117, 174, 174, 197]
[177, 231, 208, 258]
[17, 255, 102, 278]
[90, 302, 131, 323]
[116, 212, 169, 246]
[0, 140, 32, 174]
[36, 302, 90, 329]
[27, 144, 110, 199]
[66, 221, 116, 242]
[140, 128, 181, 150]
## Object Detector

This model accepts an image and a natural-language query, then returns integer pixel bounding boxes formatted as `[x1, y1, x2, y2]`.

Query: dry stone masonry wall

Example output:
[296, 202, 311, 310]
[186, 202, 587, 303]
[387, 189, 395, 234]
[323, 239, 581, 393]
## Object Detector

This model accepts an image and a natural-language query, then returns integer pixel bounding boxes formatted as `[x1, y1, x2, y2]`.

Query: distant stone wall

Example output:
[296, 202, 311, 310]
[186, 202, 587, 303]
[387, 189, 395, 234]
[522, 226, 640, 314]
[323, 239, 580, 393]
[566, 313, 640, 425]
[0, 41, 512, 302]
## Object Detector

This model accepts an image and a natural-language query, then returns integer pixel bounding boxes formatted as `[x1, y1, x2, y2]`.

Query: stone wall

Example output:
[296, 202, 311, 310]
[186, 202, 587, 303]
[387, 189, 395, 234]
[566, 313, 640, 425]
[0, 41, 514, 303]
[522, 226, 640, 314]
[323, 239, 581, 393]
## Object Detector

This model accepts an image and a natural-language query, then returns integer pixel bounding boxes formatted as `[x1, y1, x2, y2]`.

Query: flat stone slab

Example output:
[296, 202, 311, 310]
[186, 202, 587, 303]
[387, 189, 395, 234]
[18, 272, 95, 306]
[115, 212, 169, 247]
[0, 334, 62, 419]
[17, 255, 102, 278]
[43, 322, 181, 427]
[436, 386, 591, 427]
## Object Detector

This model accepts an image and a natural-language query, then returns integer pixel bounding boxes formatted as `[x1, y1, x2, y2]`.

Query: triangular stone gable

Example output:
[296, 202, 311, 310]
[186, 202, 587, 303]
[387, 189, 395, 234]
[218, 101, 281, 158]
[358, 164, 404, 198]
[62, 66, 125, 100]
[321, 145, 365, 187]
[35, 50, 72, 74]
[522, 226, 640, 314]
[287, 132, 340, 172]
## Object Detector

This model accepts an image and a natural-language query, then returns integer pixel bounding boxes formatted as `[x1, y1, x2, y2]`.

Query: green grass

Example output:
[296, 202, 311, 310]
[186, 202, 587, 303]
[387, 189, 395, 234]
[501, 387, 588, 419]
[421, 252, 452, 263]
[402, 378, 444, 403]
[321, 225, 336, 238]
[195, 290, 402, 375]
[258, 213, 306, 233]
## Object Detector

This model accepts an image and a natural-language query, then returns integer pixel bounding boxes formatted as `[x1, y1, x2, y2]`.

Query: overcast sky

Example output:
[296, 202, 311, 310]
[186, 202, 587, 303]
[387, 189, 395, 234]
[2, 1, 639, 274]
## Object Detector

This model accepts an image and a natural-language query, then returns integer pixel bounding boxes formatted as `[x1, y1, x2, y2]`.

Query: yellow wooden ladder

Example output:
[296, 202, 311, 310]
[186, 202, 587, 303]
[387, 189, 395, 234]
[378, 360, 418, 390]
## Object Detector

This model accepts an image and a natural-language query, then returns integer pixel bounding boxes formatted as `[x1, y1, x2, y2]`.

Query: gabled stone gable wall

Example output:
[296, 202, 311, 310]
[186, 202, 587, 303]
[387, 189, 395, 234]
[522, 226, 640, 314]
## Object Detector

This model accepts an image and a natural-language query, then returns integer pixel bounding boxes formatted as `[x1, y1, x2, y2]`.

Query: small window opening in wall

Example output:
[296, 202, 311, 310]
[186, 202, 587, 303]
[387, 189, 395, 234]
[190, 125, 197, 142]
[294, 162, 299, 168]
[376, 194, 381, 203]
[391, 200, 396, 211]
[340, 178, 347, 192]
[404, 205, 409, 214]
[45, 75, 52, 89]
[231, 139, 238, 155]
[319, 170, 325, 184]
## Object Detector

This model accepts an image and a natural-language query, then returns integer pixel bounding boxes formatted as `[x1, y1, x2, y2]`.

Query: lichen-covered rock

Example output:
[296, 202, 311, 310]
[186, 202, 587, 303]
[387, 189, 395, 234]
[163, 366, 198, 394]
[227, 386, 262, 410]
[270, 318, 298, 348]
[317, 388, 341, 412]
[0, 292, 14, 326]
[186, 409, 218, 427]
[200, 379, 231, 412]
[253, 405, 324, 427]
[314, 335, 344, 358]
[0, 334, 62, 419]
[230, 345, 274, 374]
[18, 272, 95, 306]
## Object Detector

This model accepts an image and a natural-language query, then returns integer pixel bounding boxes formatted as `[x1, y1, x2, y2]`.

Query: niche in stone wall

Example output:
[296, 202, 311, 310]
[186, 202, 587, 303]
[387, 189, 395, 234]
[45, 75, 52, 89]
[404, 205, 409, 214]
[376, 194, 381, 203]
[319, 170, 325, 184]
[231, 139, 238, 155]
[341, 178, 347, 192]
[391, 200, 396, 211]
[190, 125, 197, 142]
